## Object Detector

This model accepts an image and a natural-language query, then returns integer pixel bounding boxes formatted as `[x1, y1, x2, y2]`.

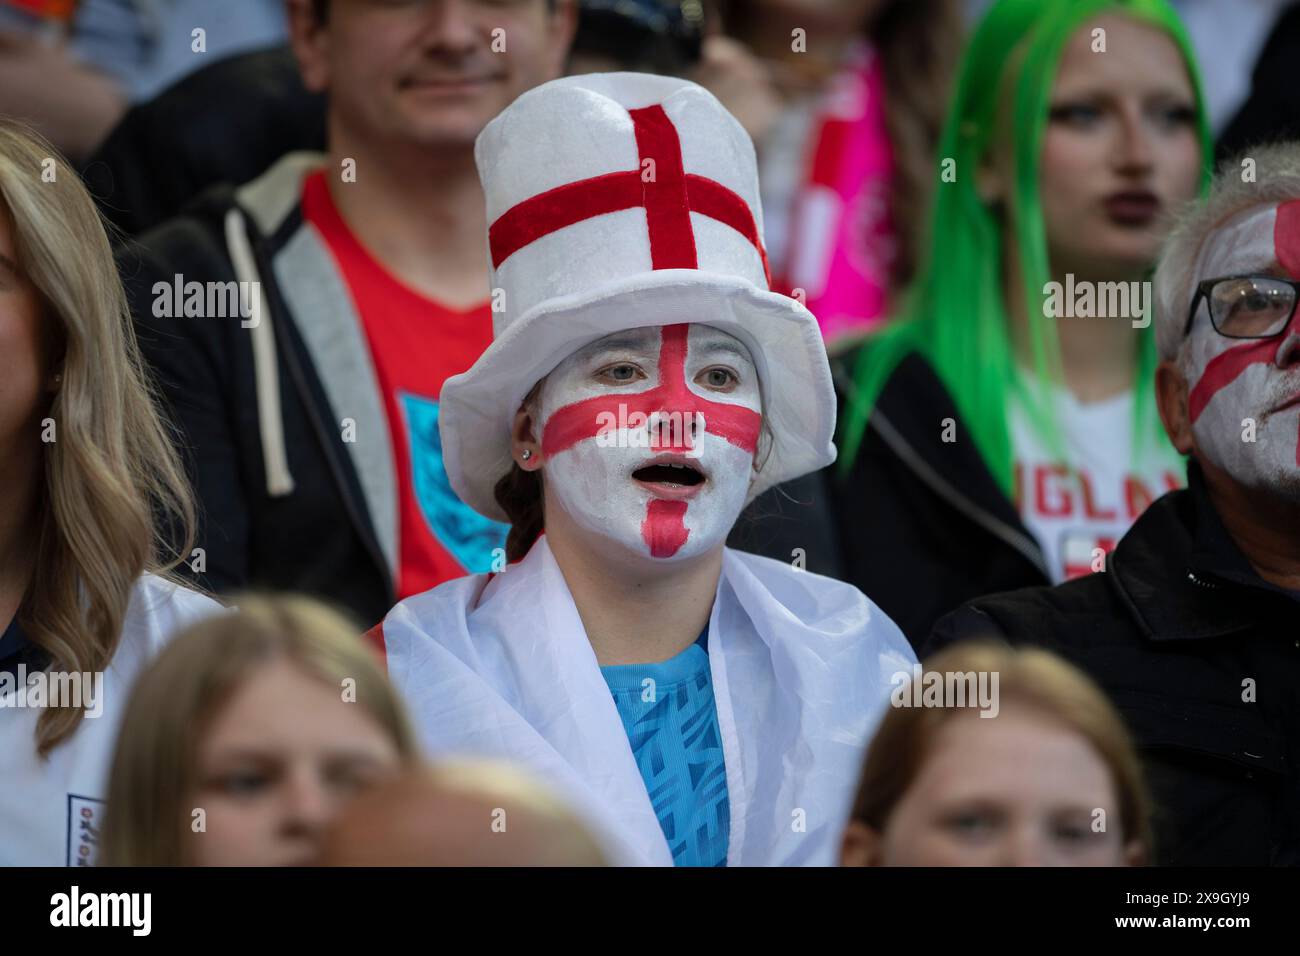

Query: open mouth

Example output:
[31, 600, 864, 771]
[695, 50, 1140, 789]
[632, 462, 705, 487]
[631, 457, 708, 500]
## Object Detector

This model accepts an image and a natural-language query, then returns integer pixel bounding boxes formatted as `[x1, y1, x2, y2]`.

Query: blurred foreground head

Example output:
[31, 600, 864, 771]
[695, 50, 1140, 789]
[323, 760, 609, 866]
[842, 642, 1150, 867]
[100, 595, 416, 866]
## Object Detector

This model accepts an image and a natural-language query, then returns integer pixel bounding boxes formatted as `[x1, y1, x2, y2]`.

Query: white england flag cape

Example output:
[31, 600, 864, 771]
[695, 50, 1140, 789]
[376, 538, 916, 866]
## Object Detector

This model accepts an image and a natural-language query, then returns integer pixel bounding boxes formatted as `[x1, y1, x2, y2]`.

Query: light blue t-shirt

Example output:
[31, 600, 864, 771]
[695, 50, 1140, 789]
[600, 629, 730, 866]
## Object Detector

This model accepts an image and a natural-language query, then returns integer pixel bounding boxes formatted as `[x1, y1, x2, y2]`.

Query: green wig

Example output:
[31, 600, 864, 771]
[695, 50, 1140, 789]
[838, 0, 1212, 496]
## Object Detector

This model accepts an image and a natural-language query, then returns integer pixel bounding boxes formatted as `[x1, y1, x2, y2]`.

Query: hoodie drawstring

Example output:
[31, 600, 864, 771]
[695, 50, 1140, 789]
[224, 207, 296, 497]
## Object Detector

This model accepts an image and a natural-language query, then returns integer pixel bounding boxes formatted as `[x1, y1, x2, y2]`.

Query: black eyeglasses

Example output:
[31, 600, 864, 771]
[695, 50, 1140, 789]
[1183, 273, 1300, 339]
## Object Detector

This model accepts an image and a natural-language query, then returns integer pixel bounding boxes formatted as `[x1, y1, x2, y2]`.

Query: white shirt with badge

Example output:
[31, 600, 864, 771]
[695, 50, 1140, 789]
[0, 574, 221, 866]
[1010, 383, 1185, 584]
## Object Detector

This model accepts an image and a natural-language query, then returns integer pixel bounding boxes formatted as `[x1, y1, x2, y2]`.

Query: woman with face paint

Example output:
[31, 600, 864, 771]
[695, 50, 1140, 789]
[832, 0, 1212, 646]
[368, 72, 916, 867]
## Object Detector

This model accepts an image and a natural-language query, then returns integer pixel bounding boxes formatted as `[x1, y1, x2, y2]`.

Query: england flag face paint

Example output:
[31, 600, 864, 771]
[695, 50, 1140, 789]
[1185, 199, 1300, 499]
[537, 323, 763, 561]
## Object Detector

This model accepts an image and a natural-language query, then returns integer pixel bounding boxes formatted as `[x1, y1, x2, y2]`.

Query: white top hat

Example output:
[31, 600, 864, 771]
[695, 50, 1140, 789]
[439, 72, 837, 521]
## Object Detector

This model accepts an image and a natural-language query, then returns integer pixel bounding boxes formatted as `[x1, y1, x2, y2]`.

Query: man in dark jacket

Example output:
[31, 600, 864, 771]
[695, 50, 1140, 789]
[122, 0, 576, 625]
[928, 145, 1300, 865]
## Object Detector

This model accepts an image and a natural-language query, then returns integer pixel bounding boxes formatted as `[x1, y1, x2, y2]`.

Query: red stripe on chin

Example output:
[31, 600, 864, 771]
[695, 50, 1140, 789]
[642, 499, 689, 558]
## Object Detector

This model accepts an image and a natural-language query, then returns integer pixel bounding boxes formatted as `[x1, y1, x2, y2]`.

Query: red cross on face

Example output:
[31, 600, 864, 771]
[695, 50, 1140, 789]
[541, 324, 762, 460]
[1185, 200, 1300, 486]
[1186, 199, 1300, 469]
[537, 324, 763, 560]
[487, 105, 771, 286]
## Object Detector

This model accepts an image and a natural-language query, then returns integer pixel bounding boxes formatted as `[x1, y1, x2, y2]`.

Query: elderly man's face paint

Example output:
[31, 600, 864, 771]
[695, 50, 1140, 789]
[537, 324, 762, 561]
[1184, 199, 1300, 498]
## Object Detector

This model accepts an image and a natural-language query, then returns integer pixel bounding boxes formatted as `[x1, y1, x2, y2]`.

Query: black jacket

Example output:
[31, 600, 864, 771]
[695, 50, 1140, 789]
[1218, 2, 1300, 161]
[122, 153, 395, 625]
[928, 463, 1300, 866]
[829, 351, 1050, 649]
[86, 47, 325, 239]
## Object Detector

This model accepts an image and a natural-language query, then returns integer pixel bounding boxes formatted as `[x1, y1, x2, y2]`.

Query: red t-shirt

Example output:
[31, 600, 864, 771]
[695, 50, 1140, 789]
[302, 170, 504, 598]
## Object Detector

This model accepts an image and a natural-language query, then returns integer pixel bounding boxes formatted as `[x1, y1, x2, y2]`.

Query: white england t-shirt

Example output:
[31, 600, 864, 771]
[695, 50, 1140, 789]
[0, 574, 221, 866]
[1010, 384, 1185, 583]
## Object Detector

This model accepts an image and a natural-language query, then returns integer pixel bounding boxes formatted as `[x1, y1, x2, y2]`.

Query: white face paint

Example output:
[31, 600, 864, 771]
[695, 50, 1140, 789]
[1183, 200, 1300, 500]
[536, 323, 763, 561]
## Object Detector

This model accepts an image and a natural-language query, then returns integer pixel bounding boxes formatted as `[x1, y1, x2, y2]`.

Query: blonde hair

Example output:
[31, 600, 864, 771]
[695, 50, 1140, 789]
[0, 119, 196, 756]
[98, 594, 418, 866]
[850, 641, 1153, 855]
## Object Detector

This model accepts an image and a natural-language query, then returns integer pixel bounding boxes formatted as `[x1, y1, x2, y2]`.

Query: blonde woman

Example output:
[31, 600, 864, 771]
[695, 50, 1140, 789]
[100, 596, 417, 866]
[0, 119, 221, 866]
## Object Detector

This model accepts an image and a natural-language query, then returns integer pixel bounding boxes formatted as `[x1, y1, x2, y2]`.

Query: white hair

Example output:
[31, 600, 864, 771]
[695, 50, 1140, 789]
[1154, 141, 1300, 362]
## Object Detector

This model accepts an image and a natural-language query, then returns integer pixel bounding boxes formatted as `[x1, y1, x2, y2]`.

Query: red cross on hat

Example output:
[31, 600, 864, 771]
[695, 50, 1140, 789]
[489, 104, 772, 287]
[438, 72, 837, 522]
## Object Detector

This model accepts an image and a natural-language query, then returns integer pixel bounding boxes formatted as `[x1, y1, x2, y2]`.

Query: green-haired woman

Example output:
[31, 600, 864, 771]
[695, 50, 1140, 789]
[831, 0, 1211, 646]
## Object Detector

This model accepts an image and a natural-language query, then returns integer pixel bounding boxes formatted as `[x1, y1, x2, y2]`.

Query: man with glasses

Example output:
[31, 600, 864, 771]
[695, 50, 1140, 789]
[925, 144, 1300, 866]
